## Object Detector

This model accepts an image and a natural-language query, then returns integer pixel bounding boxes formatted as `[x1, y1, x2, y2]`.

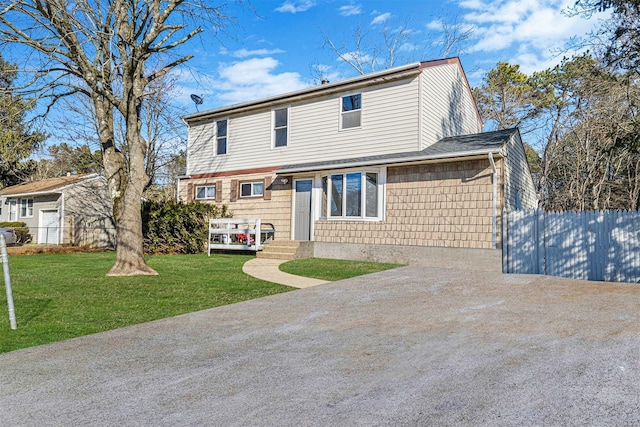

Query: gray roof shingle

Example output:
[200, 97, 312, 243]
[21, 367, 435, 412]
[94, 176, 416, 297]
[278, 128, 517, 173]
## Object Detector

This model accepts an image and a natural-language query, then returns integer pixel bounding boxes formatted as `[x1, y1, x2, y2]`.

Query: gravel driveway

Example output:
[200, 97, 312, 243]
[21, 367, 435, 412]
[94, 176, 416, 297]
[1, 266, 639, 426]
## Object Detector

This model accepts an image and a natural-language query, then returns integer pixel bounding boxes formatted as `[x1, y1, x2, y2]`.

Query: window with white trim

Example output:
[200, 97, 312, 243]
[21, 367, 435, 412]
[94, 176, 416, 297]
[216, 119, 227, 155]
[322, 170, 381, 219]
[240, 181, 264, 197]
[195, 185, 216, 200]
[20, 198, 33, 218]
[7, 199, 17, 221]
[273, 107, 288, 148]
[341, 93, 361, 130]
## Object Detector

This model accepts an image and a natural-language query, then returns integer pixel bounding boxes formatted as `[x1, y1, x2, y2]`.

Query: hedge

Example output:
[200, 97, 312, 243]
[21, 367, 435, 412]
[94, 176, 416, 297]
[0, 221, 31, 244]
[142, 200, 230, 254]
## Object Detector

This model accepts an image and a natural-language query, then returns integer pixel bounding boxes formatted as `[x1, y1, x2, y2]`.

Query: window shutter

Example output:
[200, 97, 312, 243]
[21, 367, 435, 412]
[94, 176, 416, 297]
[215, 180, 223, 202]
[264, 177, 272, 200]
[230, 180, 238, 202]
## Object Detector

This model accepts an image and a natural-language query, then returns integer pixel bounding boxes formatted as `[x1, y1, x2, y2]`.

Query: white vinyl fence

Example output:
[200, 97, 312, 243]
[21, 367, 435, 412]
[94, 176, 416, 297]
[503, 209, 640, 283]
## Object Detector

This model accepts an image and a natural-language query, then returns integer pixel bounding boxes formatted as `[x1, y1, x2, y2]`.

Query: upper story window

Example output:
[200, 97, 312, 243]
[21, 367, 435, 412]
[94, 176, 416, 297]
[273, 107, 288, 148]
[216, 119, 227, 155]
[322, 169, 382, 220]
[20, 198, 33, 218]
[341, 93, 361, 130]
[195, 185, 216, 200]
[240, 181, 264, 198]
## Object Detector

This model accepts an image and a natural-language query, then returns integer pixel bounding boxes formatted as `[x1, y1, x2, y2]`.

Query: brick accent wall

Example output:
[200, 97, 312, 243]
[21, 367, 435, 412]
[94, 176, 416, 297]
[179, 172, 293, 240]
[314, 159, 504, 249]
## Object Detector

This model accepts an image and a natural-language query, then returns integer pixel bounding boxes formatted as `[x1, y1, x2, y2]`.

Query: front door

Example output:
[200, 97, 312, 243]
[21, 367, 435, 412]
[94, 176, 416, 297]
[40, 210, 59, 244]
[294, 179, 312, 241]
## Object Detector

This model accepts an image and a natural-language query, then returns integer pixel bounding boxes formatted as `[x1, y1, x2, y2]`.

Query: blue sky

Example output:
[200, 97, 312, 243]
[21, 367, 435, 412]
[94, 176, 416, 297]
[175, 0, 609, 112]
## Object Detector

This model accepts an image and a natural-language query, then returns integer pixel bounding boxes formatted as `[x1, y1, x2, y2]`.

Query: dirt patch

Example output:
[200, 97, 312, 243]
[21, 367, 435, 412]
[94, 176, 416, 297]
[6, 244, 110, 256]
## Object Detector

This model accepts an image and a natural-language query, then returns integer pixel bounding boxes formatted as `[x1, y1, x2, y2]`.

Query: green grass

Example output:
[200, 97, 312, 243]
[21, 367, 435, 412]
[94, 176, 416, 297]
[279, 258, 403, 282]
[0, 252, 401, 354]
[0, 252, 290, 353]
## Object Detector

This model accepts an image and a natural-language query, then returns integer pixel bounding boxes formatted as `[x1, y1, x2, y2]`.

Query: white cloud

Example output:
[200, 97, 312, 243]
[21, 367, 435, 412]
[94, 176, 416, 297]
[459, 0, 609, 59]
[339, 5, 362, 16]
[371, 12, 391, 26]
[221, 48, 286, 58]
[426, 19, 444, 31]
[173, 58, 310, 109]
[215, 58, 308, 105]
[275, 0, 315, 13]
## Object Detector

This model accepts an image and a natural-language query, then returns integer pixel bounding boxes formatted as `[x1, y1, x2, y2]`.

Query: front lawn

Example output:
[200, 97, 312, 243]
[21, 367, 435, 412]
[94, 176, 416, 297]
[0, 252, 402, 354]
[280, 258, 403, 281]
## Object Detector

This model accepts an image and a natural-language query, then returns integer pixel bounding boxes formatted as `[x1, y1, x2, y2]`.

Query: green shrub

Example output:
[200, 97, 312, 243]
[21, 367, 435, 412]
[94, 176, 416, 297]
[0, 221, 31, 244]
[142, 200, 230, 254]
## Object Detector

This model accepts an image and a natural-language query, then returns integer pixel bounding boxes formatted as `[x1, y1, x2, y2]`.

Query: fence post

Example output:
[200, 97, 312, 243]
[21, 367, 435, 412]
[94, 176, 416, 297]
[1, 234, 17, 330]
[502, 209, 508, 273]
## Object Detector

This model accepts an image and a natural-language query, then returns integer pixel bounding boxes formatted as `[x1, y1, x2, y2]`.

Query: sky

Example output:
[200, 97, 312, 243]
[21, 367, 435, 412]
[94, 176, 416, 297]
[174, 0, 610, 113]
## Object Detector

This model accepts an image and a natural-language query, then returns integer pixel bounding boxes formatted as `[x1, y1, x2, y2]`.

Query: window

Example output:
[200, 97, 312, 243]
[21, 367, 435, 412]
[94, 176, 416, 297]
[341, 93, 361, 129]
[273, 107, 288, 147]
[323, 170, 381, 219]
[20, 199, 33, 218]
[195, 185, 216, 200]
[7, 200, 17, 221]
[240, 181, 264, 198]
[216, 119, 227, 155]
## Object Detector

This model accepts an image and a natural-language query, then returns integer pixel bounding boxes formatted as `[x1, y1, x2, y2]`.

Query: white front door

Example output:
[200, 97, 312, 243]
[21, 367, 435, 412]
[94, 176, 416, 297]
[294, 179, 312, 241]
[39, 210, 60, 244]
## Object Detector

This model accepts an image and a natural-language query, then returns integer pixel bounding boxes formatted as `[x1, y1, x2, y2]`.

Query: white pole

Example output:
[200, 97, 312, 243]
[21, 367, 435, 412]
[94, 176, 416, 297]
[1, 234, 17, 330]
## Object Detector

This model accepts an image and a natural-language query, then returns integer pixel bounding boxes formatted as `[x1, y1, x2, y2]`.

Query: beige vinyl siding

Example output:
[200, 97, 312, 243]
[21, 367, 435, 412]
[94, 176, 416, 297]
[186, 120, 215, 175]
[187, 76, 422, 175]
[420, 63, 482, 149]
[503, 132, 538, 210]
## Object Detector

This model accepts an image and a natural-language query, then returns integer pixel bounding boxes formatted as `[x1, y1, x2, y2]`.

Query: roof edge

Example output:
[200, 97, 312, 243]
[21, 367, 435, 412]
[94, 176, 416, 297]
[277, 148, 504, 174]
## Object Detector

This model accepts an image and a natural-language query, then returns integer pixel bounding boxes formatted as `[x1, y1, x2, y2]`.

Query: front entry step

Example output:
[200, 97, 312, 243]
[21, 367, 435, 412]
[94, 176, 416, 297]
[257, 240, 302, 260]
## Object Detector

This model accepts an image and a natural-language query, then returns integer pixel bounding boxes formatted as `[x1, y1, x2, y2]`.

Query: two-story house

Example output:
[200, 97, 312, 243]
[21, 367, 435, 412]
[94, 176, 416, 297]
[179, 58, 537, 270]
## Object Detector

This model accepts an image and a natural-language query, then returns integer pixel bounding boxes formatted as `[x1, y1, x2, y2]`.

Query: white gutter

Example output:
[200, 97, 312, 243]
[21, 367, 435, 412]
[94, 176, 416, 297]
[488, 153, 497, 249]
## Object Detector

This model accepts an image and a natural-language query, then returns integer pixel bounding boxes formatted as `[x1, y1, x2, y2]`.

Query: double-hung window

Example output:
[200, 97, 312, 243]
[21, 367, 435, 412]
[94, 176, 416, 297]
[216, 119, 227, 155]
[195, 185, 216, 200]
[20, 198, 33, 218]
[323, 170, 381, 219]
[240, 181, 264, 198]
[273, 107, 288, 148]
[341, 93, 361, 129]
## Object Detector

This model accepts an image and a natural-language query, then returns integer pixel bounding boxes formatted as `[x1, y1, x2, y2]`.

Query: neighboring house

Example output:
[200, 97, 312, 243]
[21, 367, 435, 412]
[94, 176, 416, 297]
[178, 58, 537, 269]
[0, 173, 115, 248]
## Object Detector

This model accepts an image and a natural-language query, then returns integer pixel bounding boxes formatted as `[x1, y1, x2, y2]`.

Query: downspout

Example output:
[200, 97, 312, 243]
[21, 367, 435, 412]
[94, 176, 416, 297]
[488, 153, 497, 249]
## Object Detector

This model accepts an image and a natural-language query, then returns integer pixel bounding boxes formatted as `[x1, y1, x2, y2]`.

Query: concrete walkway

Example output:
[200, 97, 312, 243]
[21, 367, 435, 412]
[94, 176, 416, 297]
[242, 257, 329, 288]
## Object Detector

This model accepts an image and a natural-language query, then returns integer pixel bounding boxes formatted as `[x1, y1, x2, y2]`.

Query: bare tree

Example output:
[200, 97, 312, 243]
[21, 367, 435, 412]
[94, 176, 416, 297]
[322, 17, 414, 75]
[321, 15, 473, 76]
[0, 0, 231, 276]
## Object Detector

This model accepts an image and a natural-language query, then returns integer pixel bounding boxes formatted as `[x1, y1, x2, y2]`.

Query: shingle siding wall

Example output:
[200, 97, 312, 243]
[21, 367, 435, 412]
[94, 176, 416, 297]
[314, 159, 503, 249]
[179, 173, 293, 240]
[503, 133, 538, 210]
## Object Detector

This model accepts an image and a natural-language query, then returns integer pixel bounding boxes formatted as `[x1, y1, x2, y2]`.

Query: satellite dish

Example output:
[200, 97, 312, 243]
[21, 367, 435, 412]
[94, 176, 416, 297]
[190, 94, 204, 111]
